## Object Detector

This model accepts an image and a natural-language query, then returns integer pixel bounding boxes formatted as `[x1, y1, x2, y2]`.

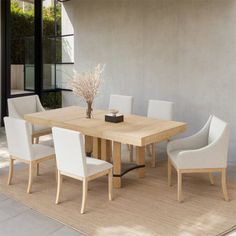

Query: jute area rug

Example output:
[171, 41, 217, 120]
[0, 157, 235, 236]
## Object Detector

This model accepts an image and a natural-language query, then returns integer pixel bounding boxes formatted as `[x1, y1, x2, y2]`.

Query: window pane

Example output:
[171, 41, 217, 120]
[10, 0, 35, 95]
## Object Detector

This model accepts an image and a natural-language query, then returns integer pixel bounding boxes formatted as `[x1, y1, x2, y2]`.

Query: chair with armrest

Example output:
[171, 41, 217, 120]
[167, 115, 230, 202]
[8, 95, 51, 144]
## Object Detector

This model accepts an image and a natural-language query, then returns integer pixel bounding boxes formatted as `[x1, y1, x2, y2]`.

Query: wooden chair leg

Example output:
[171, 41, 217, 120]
[81, 178, 88, 214]
[209, 173, 214, 185]
[177, 170, 182, 202]
[108, 169, 113, 201]
[36, 163, 40, 176]
[151, 143, 156, 168]
[27, 162, 34, 194]
[7, 158, 14, 185]
[168, 158, 172, 187]
[55, 171, 63, 204]
[129, 145, 133, 162]
[221, 168, 230, 201]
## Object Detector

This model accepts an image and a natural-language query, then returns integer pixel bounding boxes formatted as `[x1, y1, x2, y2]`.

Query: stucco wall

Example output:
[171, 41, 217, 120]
[62, 0, 236, 163]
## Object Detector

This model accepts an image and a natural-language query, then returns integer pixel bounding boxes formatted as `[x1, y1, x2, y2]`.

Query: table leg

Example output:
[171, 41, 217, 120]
[101, 139, 112, 162]
[113, 142, 121, 188]
[85, 135, 93, 156]
[92, 137, 101, 159]
[136, 146, 145, 178]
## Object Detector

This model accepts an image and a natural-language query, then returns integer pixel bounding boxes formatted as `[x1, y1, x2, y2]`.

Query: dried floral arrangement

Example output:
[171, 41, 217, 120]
[70, 64, 105, 118]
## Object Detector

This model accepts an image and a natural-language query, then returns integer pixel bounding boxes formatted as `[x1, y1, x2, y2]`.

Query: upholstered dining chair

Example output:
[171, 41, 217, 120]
[147, 99, 174, 167]
[52, 127, 113, 214]
[8, 95, 51, 144]
[4, 117, 55, 194]
[109, 94, 134, 161]
[167, 115, 230, 202]
[109, 94, 133, 115]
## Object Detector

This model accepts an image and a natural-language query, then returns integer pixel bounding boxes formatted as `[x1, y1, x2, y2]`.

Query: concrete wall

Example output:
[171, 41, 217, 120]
[62, 0, 236, 163]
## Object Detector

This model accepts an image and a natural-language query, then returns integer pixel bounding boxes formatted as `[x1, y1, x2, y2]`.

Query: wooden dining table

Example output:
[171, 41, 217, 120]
[24, 106, 187, 188]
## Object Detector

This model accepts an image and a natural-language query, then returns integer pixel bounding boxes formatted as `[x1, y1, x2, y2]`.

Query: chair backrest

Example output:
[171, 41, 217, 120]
[8, 95, 44, 118]
[206, 116, 230, 166]
[208, 116, 229, 145]
[52, 127, 87, 177]
[4, 117, 33, 160]
[147, 100, 174, 120]
[109, 94, 133, 114]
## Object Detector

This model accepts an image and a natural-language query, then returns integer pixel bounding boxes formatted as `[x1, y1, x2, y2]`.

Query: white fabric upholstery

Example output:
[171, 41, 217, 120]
[147, 99, 174, 120]
[109, 94, 133, 114]
[4, 117, 54, 161]
[7, 95, 48, 133]
[8, 95, 45, 118]
[87, 157, 113, 176]
[40, 139, 54, 147]
[167, 116, 230, 169]
[52, 127, 112, 178]
[31, 144, 55, 160]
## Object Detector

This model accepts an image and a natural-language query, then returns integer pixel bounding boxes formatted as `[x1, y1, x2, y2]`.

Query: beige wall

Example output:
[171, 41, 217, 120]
[62, 0, 236, 163]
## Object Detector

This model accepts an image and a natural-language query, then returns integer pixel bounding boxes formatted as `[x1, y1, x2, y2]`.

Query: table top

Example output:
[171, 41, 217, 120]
[25, 106, 187, 146]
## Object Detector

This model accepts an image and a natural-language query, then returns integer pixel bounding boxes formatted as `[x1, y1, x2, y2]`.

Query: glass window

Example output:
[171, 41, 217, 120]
[10, 0, 35, 95]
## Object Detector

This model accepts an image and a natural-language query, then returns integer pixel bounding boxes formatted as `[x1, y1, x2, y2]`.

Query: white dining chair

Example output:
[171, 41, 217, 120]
[4, 117, 55, 194]
[147, 99, 174, 167]
[8, 95, 51, 144]
[109, 94, 133, 114]
[109, 94, 134, 161]
[52, 127, 113, 214]
[167, 115, 230, 202]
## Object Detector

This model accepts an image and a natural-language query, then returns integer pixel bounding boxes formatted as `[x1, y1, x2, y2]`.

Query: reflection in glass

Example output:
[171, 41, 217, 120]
[10, 0, 35, 95]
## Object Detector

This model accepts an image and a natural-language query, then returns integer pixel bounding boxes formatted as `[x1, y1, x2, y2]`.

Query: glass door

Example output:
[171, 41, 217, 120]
[10, 0, 35, 95]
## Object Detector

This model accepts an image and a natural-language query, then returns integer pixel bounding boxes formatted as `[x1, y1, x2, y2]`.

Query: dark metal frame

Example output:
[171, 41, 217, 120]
[35, 0, 43, 97]
[1, 0, 12, 125]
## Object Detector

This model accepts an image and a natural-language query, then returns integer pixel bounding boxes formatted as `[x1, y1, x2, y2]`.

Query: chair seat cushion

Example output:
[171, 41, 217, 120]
[40, 139, 54, 147]
[32, 144, 55, 160]
[86, 157, 113, 177]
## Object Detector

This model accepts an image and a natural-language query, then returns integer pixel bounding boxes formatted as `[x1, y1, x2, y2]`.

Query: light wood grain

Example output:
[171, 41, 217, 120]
[92, 137, 101, 159]
[56, 168, 113, 214]
[25, 106, 186, 147]
[136, 146, 145, 178]
[113, 142, 121, 188]
[169, 159, 230, 202]
[101, 139, 112, 162]
[8, 155, 55, 193]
